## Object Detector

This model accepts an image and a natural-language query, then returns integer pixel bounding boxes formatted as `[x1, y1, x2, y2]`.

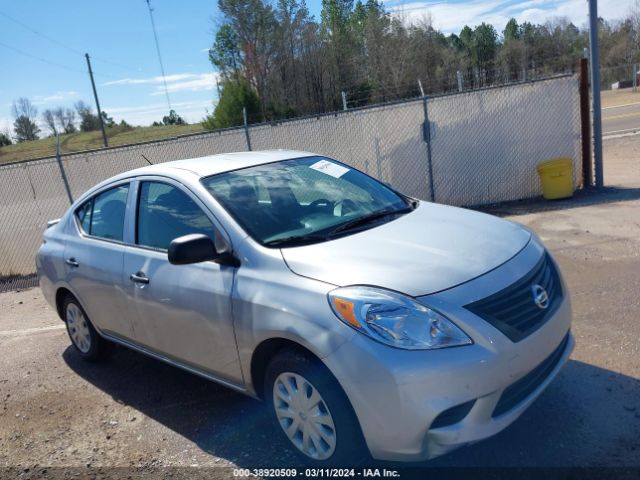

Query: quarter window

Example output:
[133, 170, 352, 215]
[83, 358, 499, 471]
[75, 184, 129, 242]
[136, 181, 215, 251]
[76, 201, 92, 234]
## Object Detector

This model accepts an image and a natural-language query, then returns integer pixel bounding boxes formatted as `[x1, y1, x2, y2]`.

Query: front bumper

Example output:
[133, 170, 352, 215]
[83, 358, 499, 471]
[322, 241, 573, 461]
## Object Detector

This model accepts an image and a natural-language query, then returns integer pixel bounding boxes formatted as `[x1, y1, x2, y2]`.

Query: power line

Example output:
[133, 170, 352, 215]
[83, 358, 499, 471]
[0, 39, 116, 79]
[0, 8, 142, 73]
[145, 0, 172, 111]
[0, 40, 87, 75]
[0, 10, 84, 56]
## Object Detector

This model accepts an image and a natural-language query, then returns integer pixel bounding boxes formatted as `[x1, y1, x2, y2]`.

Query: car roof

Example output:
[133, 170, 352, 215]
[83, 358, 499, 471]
[123, 149, 316, 179]
[76, 150, 320, 206]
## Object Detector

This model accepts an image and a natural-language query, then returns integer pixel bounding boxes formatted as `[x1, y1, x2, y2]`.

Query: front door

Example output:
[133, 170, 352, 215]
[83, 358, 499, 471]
[123, 179, 242, 384]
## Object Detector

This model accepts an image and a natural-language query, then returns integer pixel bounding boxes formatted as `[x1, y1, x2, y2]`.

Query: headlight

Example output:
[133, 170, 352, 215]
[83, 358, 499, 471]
[328, 286, 472, 350]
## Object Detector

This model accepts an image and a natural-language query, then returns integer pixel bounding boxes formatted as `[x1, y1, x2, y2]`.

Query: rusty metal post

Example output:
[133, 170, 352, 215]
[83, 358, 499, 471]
[579, 58, 592, 188]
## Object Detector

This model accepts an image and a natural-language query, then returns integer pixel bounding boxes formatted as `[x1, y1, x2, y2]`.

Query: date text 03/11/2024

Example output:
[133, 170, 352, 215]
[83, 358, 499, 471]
[232, 468, 400, 477]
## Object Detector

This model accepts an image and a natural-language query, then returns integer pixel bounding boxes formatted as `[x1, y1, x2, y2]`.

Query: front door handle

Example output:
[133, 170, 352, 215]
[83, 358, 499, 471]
[129, 272, 150, 284]
[65, 258, 79, 267]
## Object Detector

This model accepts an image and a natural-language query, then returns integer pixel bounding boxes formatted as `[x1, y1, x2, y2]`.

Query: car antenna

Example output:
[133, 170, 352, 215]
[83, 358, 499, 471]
[141, 154, 153, 165]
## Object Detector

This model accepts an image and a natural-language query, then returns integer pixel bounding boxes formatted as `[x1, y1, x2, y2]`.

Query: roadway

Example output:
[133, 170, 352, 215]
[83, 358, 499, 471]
[602, 90, 640, 137]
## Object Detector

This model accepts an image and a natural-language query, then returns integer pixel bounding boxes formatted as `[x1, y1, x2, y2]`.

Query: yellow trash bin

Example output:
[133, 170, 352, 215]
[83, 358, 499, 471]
[537, 158, 573, 200]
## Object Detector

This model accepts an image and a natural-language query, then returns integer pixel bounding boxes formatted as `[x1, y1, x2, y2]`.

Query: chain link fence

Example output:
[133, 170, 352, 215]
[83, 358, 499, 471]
[601, 63, 638, 90]
[0, 75, 581, 292]
[428, 76, 581, 205]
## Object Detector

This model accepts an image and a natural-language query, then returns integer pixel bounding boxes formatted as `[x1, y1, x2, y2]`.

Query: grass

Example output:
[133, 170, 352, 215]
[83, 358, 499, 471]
[0, 122, 207, 165]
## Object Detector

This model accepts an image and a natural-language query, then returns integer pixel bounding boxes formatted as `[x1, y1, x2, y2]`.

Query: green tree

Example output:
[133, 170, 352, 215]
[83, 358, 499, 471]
[74, 101, 100, 132]
[202, 78, 260, 128]
[12, 98, 40, 142]
[217, 0, 278, 119]
[162, 110, 186, 125]
[504, 18, 520, 42]
[209, 24, 242, 77]
[101, 111, 116, 128]
[206, 1, 640, 115]
[474, 23, 498, 84]
[0, 131, 12, 146]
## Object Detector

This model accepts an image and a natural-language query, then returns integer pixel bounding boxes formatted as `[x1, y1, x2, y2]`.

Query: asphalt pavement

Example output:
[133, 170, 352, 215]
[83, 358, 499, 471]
[603, 100, 640, 137]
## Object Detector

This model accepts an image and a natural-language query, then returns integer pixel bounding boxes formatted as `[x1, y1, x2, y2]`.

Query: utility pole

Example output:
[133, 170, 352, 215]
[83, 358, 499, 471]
[85, 53, 108, 148]
[146, 0, 172, 111]
[588, 0, 603, 188]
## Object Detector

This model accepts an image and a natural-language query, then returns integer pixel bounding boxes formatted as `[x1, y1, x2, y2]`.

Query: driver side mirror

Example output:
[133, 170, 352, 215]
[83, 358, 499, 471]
[168, 234, 239, 266]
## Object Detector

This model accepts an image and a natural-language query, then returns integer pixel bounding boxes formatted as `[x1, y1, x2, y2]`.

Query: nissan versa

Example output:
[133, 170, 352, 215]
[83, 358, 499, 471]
[36, 150, 573, 464]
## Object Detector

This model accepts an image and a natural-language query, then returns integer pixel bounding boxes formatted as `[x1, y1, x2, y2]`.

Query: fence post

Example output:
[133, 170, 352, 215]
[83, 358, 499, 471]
[579, 58, 592, 188]
[456, 71, 463, 92]
[634, 64, 638, 93]
[341, 91, 348, 111]
[55, 133, 74, 204]
[243, 107, 252, 151]
[421, 96, 435, 202]
[588, 0, 604, 189]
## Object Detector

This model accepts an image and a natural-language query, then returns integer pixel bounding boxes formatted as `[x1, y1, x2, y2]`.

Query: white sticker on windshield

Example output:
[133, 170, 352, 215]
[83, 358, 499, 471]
[309, 159, 350, 178]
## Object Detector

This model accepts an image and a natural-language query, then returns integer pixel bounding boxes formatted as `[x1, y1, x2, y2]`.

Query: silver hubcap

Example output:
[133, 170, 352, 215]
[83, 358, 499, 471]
[66, 303, 91, 353]
[273, 372, 337, 460]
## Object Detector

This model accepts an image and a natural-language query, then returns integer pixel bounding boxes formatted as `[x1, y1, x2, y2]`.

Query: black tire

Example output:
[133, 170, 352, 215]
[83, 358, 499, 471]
[62, 294, 112, 362]
[265, 348, 368, 467]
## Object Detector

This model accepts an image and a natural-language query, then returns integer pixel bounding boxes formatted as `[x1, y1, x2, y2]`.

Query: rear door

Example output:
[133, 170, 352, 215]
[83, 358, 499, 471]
[122, 178, 242, 384]
[64, 182, 135, 340]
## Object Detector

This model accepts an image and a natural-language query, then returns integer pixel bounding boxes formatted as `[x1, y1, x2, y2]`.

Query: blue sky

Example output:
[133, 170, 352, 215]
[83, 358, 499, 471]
[0, 0, 634, 133]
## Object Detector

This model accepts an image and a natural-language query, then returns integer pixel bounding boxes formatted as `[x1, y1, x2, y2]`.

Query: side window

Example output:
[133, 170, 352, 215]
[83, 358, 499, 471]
[137, 181, 216, 251]
[75, 184, 129, 241]
[90, 185, 129, 241]
[76, 201, 92, 234]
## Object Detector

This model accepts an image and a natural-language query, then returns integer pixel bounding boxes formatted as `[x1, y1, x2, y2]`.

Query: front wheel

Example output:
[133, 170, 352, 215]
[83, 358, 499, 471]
[63, 295, 112, 362]
[265, 349, 367, 466]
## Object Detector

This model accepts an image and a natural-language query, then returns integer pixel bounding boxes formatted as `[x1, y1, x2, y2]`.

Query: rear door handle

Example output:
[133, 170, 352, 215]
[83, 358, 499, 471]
[65, 258, 79, 267]
[130, 272, 150, 284]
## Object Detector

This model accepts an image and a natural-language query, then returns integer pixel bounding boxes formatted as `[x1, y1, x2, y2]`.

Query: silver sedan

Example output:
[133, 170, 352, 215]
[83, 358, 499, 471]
[36, 150, 573, 464]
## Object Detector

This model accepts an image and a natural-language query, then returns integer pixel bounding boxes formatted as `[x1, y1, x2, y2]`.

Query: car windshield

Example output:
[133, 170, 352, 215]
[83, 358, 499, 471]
[201, 156, 415, 247]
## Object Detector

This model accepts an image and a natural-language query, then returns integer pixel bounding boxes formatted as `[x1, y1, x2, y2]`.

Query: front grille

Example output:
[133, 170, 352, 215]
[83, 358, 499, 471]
[492, 333, 569, 418]
[465, 253, 562, 342]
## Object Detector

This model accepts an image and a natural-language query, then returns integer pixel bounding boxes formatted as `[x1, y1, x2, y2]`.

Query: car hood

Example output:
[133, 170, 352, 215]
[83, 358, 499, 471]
[281, 202, 531, 296]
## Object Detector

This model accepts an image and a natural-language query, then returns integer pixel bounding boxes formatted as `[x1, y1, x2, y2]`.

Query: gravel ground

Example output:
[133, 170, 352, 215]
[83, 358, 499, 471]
[1, 136, 639, 478]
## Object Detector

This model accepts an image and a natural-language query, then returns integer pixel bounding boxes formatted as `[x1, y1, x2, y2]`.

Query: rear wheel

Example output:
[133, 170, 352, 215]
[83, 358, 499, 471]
[63, 295, 111, 362]
[265, 349, 367, 466]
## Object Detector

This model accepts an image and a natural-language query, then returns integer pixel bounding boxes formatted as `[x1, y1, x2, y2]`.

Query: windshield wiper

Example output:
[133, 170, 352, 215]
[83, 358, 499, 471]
[264, 233, 329, 248]
[328, 206, 413, 237]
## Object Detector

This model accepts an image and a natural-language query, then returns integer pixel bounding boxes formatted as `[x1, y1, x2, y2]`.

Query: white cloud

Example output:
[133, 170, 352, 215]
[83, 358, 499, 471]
[31, 90, 78, 106]
[103, 99, 215, 126]
[103, 73, 198, 86]
[150, 73, 218, 95]
[389, 0, 637, 33]
[103, 72, 219, 96]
